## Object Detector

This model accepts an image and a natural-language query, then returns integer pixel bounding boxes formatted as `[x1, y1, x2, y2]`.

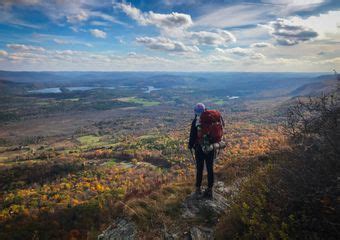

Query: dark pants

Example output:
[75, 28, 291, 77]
[195, 145, 214, 188]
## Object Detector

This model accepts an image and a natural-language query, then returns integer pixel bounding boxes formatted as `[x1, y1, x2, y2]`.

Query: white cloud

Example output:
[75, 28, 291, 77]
[6, 44, 45, 52]
[229, 26, 271, 46]
[0, 1, 338, 72]
[1, 47, 174, 71]
[0, 50, 8, 57]
[0, 5, 42, 29]
[84, 43, 94, 47]
[90, 21, 110, 26]
[149, 12, 192, 29]
[264, 18, 318, 45]
[7, 51, 49, 63]
[53, 38, 93, 47]
[189, 30, 236, 46]
[114, 2, 143, 22]
[66, 10, 89, 23]
[223, 47, 253, 56]
[115, 2, 237, 48]
[43, 1, 118, 25]
[319, 57, 340, 65]
[136, 36, 200, 53]
[53, 39, 68, 45]
[0, 45, 338, 72]
[114, 2, 192, 31]
[90, 29, 107, 39]
[262, 0, 327, 14]
[216, 47, 266, 60]
[195, 3, 278, 28]
[289, 11, 340, 40]
[1, 0, 40, 7]
[1, 0, 123, 27]
[55, 50, 79, 55]
[128, 52, 137, 56]
[162, 0, 198, 6]
[250, 53, 266, 60]
[194, 1, 330, 28]
[251, 42, 273, 48]
[207, 54, 235, 63]
[90, 11, 127, 26]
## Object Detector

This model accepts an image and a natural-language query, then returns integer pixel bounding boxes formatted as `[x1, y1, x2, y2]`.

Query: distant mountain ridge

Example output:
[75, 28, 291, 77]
[290, 75, 337, 97]
[0, 71, 334, 99]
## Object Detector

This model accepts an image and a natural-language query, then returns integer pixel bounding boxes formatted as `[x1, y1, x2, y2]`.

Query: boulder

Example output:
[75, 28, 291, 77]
[98, 218, 137, 240]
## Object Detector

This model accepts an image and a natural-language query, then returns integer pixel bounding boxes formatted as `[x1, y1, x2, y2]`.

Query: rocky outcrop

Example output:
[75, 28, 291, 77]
[181, 181, 233, 219]
[165, 181, 236, 240]
[98, 218, 137, 240]
[189, 226, 214, 240]
[98, 181, 241, 240]
[164, 226, 214, 240]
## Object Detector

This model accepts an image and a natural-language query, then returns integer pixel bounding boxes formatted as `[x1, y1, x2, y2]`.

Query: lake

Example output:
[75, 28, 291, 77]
[144, 86, 161, 93]
[28, 86, 161, 94]
[228, 96, 239, 100]
[28, 86, 115, 94]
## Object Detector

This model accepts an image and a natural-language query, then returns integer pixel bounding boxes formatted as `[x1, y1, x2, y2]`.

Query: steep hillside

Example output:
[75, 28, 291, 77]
[0, 79, 31, 95]
[290, 75, 337, 96]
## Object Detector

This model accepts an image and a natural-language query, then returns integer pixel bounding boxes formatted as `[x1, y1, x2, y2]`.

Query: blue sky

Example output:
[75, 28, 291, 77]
[0, 0, 339, 71]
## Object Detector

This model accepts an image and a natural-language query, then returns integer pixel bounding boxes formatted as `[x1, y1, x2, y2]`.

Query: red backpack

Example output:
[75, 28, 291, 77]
[197, 110, 224, 144]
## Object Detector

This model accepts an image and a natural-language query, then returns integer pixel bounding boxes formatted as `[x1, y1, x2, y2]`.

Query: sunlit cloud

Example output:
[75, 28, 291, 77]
[89, 29, 107, 39]
[6, 44, 45, 52]
[262, 0, 327, 14]
[289, 11, 340, 40]
[0, 50, 8, 57]
[189, 30, 236, 46]
[114, 1, 192, 30]
[195, 3, 279, 28]
[136, 36, 200, 53]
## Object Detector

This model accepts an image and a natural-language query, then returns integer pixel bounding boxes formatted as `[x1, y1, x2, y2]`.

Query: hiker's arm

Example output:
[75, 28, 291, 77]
[188, 118, 197, 149]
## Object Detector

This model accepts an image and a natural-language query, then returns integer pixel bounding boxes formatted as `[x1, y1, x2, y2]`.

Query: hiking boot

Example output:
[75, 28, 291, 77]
[202, 188, 213, 199]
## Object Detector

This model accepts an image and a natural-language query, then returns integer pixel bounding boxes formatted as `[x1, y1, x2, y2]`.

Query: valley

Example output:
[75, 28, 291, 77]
[0, 71, 337, 239]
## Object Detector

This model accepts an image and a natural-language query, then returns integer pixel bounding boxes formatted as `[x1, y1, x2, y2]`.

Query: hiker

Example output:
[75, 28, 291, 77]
[188, 103, 225, 199]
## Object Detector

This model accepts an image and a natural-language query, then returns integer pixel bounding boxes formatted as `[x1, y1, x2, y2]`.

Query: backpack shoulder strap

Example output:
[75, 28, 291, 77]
[221, 115, 225, 127]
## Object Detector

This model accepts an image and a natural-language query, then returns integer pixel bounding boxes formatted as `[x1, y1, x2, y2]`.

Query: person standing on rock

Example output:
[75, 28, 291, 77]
[188, 103, 225, 199]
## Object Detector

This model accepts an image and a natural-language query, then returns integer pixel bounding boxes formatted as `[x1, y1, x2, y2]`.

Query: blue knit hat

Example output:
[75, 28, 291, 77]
[194, 103, 205, 115]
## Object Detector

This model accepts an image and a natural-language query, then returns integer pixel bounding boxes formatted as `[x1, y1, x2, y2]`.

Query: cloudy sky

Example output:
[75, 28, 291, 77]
[0, 0, 339, 72]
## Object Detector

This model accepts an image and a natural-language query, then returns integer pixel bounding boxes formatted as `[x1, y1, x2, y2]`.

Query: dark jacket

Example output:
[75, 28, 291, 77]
[188, 116, 198, 149]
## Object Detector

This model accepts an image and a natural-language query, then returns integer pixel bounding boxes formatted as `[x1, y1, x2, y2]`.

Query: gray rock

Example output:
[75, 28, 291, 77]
[98, 218, 137, 240]
[181, 182, 229, 219]
[163, 231, 180, 240]
[190, 226, 214, 240]
[180, 181, 233, 239]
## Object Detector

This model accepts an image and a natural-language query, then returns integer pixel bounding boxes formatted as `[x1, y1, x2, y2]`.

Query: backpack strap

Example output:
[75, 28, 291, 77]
[220, 115, 225, 127]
